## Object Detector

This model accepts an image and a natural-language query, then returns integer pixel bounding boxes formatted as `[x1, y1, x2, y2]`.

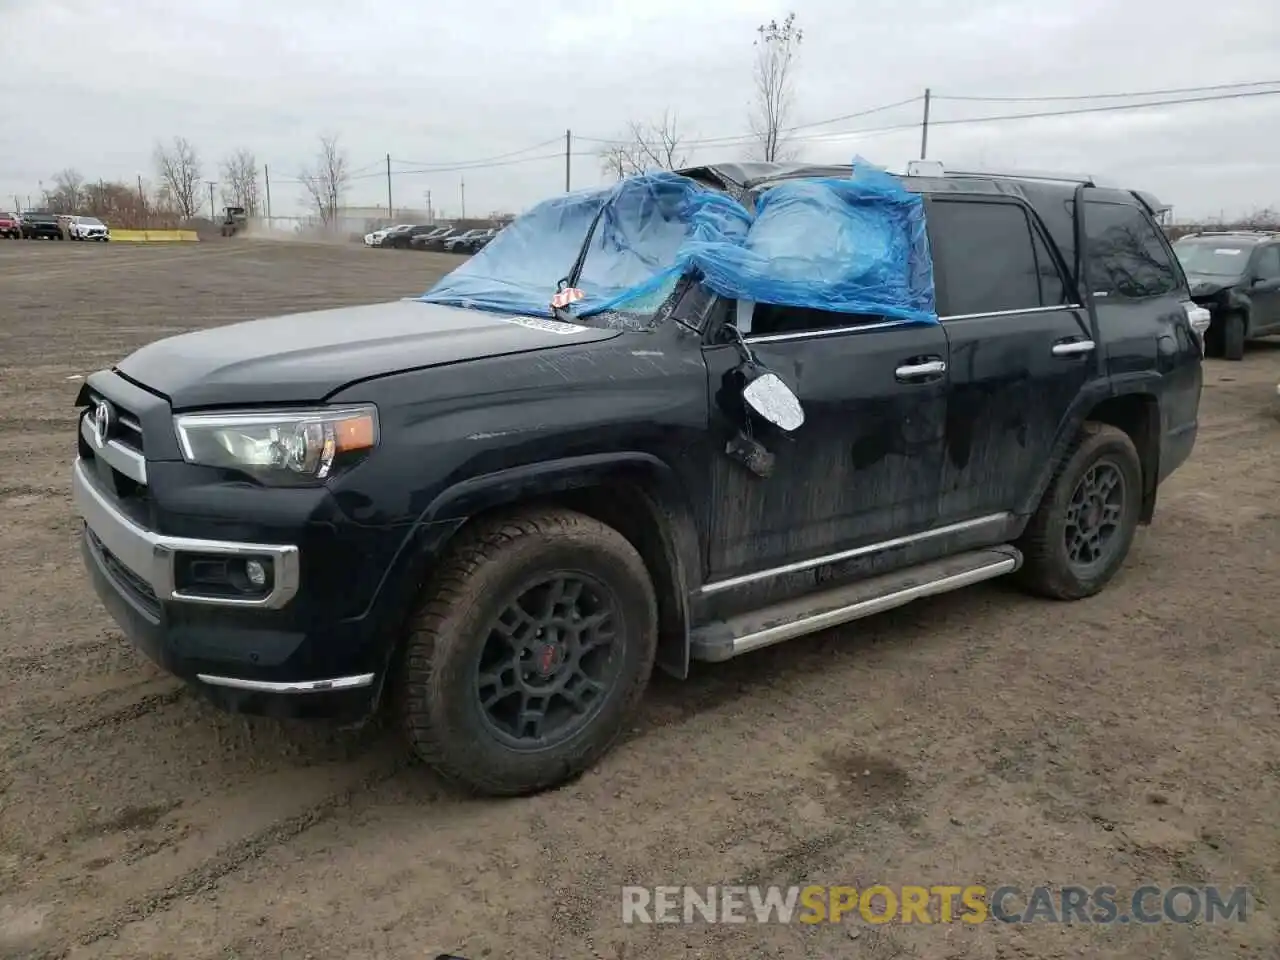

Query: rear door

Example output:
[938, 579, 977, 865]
[1247, 242, 1280, 335]
[926, 195, 1094, 521]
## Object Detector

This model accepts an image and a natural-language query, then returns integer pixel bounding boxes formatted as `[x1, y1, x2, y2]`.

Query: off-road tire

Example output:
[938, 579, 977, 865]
[1015, 422, 1143, 600]
[400, 507, 658, 796]
[1222, 312, 1246, 361]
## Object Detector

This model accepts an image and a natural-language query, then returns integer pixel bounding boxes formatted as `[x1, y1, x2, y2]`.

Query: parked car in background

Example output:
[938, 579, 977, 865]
[19, 212, 64, 240]
[1173, 230, 1280, 360]
[363, 224, 414, 247]
[69, 216, 110, 241]
[410, 226, 456, 251]
[443, 228, 496, 254]
[381, 224, 441, 249]
[0, 212, 18, 238]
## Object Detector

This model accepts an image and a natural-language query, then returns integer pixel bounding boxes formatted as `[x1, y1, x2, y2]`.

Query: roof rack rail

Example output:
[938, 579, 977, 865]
[905, 161, 1117, 188]
[1183, 229, 1280, 239]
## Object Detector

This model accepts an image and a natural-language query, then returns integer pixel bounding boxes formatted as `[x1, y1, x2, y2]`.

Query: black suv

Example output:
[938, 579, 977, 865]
[71, 162, 1204, 796]
[382, 224, 441, 249]
[20, 211, 64, 240]
[411, 226, 456, 251]
[1172, 231, 1280, 360]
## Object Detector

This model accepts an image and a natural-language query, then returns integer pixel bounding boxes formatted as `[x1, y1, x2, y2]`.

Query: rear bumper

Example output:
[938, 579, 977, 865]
[72, 457, 399, 721]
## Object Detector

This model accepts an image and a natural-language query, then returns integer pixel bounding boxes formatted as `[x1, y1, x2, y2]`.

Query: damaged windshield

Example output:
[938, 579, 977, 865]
[418, 161, 938, 330]
[420, 173, 706, 330]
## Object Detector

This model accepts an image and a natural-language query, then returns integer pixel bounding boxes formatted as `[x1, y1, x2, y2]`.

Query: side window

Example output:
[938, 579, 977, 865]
[748, 303, 883, 337]
[1083, 201, 1180, 299]
[928, 200, 1043, 317]
[1254, 245, 1280, 280]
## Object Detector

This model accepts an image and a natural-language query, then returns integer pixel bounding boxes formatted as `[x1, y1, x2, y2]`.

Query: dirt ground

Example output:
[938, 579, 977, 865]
[1, 238, 1278, 960]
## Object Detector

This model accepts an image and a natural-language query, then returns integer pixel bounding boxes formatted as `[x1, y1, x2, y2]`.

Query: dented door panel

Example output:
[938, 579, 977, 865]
[701, 319, 950, 586]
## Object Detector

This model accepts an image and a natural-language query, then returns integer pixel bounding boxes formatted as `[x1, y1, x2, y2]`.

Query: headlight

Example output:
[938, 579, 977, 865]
[173, 405, 377, 484]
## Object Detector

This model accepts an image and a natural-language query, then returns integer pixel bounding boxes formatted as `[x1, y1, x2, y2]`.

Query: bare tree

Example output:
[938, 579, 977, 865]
[220, 149, 260, 216]
[749, 13, 803, 162]
[597, 111, 689, 180]
[153, 137, 202, 219]
[43, 168, 85, 212]
[299, 134, 350, 225]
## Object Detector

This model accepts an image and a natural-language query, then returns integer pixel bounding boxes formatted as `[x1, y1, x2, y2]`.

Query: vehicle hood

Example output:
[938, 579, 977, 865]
[115, 298, 622, 408]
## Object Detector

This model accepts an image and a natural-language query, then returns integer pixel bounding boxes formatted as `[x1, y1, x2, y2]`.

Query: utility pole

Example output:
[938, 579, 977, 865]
[460, 176, 466, 220]
[425, 189, 433, 223]
[385, 154, 393, 216]
[206, 180, 217, 218]
[920, 88, 931, 160]
[565, 129, 571, 192]
[264, 165, 272, 222]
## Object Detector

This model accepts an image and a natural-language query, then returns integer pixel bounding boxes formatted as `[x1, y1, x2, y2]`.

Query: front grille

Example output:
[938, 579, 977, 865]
[87, 529, 162, 619]
[80, 388, 152, 522]
[86, 390, 145, 455]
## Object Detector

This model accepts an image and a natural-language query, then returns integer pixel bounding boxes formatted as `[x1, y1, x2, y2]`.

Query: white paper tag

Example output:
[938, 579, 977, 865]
[498, 314, 587, 334]
[1214, 248, 1243, 255]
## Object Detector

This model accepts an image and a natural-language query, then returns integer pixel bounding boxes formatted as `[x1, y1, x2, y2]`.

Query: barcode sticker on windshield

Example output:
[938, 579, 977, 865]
[499, 315, 587, 334]
[1214, 248, 1243, 255]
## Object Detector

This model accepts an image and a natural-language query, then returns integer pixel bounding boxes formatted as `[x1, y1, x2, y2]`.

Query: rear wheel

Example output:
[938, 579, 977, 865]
[399, 508, 658, 796]
[1222, 312, 1246, 361]
[1015, 422, 1142, 600]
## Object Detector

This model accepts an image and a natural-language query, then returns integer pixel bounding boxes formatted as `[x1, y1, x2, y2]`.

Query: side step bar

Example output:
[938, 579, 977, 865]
[690, 546, 1022, 662]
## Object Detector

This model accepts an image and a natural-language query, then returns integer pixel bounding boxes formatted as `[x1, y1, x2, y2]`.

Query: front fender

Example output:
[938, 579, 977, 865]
[401, 451, 702, 680]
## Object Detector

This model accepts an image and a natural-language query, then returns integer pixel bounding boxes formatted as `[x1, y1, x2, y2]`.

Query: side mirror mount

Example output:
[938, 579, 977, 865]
[742, 371, 805, 432]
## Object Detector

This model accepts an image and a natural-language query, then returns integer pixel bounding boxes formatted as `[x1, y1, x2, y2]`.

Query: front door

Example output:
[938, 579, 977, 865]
[702, 304, 950, 586]
[925, 196, 1095, 521]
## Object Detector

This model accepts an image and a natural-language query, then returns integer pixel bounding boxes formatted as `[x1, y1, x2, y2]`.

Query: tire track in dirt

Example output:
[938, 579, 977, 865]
[0, 246, 255, 285]
[10, 753, 412, 959]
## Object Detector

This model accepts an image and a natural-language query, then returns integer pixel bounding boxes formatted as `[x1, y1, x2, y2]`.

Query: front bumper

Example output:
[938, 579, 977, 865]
[72, 457, 386, 720]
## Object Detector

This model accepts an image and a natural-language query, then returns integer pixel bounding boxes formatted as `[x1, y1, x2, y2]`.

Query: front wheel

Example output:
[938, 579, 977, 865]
[1222, 312, 1246, 361]
[399, 508, 658, 796]
[1015, 423, 1143, 600]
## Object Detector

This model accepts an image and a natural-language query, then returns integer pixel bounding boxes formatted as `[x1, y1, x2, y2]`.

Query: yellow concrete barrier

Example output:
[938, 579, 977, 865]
[108, 229, 200, 242]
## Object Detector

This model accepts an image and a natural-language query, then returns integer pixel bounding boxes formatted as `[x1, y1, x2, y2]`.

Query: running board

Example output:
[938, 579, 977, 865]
[689, 546, 1022, 662]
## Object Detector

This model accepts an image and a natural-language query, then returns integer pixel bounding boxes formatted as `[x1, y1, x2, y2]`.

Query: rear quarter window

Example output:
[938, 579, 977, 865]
[1084, 200, 1182, 299]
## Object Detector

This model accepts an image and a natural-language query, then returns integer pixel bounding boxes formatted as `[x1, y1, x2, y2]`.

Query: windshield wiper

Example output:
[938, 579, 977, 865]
[551, 194, 614, 323]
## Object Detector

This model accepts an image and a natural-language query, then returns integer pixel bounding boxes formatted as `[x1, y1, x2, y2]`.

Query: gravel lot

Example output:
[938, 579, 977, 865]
[1, 239, 1278, 960]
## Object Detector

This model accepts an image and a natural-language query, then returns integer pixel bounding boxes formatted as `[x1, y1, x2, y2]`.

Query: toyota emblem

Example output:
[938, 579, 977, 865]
[92, 399, 113, 448]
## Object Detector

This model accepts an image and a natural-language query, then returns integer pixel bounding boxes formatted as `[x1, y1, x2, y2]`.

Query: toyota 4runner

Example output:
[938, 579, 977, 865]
[72, 161, 1206, 796]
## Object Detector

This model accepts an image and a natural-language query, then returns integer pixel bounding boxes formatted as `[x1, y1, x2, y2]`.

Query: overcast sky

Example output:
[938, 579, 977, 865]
[2, 0, 1278, 222]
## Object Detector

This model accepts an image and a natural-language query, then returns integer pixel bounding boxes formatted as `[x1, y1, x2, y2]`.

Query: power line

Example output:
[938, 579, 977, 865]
[575, 95, 924, 148]
[792, 86, 1280, 146]
[934, 78, 1280, 103]
[255, 80, 1280, 194]
[394, 151, 568, 175]
[393, 136, 564, 170]
[646, 86, 1280, 155]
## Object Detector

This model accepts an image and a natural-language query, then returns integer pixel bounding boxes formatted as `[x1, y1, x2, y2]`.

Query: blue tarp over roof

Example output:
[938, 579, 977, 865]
[418, 158, 937, 324]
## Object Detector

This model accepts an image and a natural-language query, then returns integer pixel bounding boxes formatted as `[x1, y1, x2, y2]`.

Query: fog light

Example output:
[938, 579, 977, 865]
[245, 559, 268, 588]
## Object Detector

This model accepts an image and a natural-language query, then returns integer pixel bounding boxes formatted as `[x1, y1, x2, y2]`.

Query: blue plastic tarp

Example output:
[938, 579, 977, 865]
[418, 159, 937, 324]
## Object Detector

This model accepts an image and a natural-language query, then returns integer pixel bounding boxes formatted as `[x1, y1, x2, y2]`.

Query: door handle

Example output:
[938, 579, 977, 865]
[1052, 339, 1095, 357]
[895, 359, 946, 381]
